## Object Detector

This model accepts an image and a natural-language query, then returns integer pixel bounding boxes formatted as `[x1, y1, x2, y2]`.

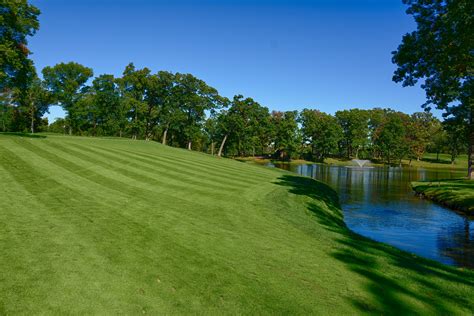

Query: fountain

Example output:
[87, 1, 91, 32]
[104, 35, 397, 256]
[347, 159, 374, 168]
[353, 159, 370, 167]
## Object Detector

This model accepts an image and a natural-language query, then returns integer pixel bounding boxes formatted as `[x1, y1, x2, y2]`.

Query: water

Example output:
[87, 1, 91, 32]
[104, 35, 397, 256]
[267, 162, 474, 268]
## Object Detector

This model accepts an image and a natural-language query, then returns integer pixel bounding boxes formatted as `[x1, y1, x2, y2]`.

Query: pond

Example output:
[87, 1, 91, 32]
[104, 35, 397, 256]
[267, 162, 474, 269]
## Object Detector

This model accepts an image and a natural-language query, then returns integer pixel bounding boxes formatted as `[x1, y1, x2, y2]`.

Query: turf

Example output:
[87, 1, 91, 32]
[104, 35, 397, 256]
[412, 179, 474, 214]
[1, 134, 474, 314]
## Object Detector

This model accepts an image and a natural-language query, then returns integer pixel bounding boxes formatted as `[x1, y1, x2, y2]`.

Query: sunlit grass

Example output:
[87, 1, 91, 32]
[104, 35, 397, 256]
[0, 134, 473, 314]
[412, 179, 474, 214]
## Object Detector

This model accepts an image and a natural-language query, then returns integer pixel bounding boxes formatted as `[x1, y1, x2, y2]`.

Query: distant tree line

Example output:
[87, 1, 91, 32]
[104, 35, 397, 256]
[0, 61, 466, 165]
[1, 0, 472, 174]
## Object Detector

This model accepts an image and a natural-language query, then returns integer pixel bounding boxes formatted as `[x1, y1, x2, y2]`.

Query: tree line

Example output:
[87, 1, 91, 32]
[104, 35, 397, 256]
[1, 0, 472, 174]
[0, 62, 466, 165]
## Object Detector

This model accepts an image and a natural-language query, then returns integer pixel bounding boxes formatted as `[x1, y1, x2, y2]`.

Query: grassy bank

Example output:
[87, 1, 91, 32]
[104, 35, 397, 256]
[1, 134, 474, 314]
[237, 153, 467, 170]
[412, 179, 474, 215]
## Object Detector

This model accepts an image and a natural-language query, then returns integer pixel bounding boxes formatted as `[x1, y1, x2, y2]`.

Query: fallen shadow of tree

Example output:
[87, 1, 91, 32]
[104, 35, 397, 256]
[0, 132, 47, 138]
[275, 174, 474, 314]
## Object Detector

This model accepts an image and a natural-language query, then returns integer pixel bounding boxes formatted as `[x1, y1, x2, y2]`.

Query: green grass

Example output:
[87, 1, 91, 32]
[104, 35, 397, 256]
[239, 153, 468, 170]
[406, 153, 468, 170]
[325, 153, 468, 169]
[1, 134, 474, 314]
[412, 179, 474, 214]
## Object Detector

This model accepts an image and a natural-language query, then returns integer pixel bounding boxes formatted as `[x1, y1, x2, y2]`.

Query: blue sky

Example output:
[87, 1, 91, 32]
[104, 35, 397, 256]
[29, 0, 433, 122]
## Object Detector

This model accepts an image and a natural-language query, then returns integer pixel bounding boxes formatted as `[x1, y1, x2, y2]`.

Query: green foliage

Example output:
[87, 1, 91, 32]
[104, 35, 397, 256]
[0, 0, 40, 91]
[89, 74, 122, 136]
[406, 112, 439, 161]
[335, 109, 370, 158]
[172, 73, 225, 148]
[47, 117, 68, 134]
[118, 63, 150, 139]
[372, 112, 410, 164]
[444, 119, 468, 163]
[393, 0, 474, 177]
[216, 95, 271, 157]
[42, 62, 93, 134]
[300, 109, 342, 161]
[271, 110, 300, 160]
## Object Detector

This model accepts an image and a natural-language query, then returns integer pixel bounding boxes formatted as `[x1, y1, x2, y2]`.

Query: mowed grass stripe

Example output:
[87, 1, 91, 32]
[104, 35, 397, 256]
[84, 141, 264, 188]
[12, 138, 211, 208]
[65, 141, 245, 192]
[0, 142, 127, 216]
[94, 143, 267, 185]
[0, 145, 185, 313]
[1, 139, 307, 313]
[66, 135, 276, 183]
[2, 134, 474, 314]
[19, 138, 266, 235]
[0, 158, 65, 312]
[12, 139, 266, 237]
[112, 142, 272, 181]
[1, 139, 131, 210]
[116, 141, 274, 177]
[42, 139, 236, 199]
[19, 138, 232, 206]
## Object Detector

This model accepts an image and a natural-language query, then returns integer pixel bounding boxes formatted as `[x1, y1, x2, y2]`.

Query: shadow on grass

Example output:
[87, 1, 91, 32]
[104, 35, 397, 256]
[275, 174, 474, 314]
[274, 174, 345, 232]
[421, 157, 452, 164]
[0, 132, 47, 139]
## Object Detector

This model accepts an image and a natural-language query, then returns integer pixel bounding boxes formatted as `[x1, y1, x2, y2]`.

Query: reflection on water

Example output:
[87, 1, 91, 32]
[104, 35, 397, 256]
[268, 163, 474, 268]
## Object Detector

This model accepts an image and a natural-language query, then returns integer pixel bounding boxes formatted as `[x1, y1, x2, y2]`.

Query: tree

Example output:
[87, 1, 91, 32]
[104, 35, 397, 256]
[117, 63, 150, 140]
[406, 112, 437, 162]
[392, 0, 474, 178]
[147, 71, 176, 144]
[271, 110, 300, 160]
[173, 73, 224, 150]
[42, 62, 93, 135]
[91, 74, 121, 136]
[0, 89, 14, 132]
[444, 119, 467, 164]
[427, 119, 448, 162]
[48, 118, 68, 134]
[0, 0, 40, 91]
[372, 112, 409, 164]
[299, 109, 342, 162]
[335, 109, 370, 159]
[13, 72, 52, 133]
[203, 116, 219, 155]
[215, 95, 271, 157]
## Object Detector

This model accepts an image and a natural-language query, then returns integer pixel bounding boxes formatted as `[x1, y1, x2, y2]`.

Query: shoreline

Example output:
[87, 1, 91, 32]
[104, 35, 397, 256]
[412, 180, 474, 216]
[235, 156, 467, 171]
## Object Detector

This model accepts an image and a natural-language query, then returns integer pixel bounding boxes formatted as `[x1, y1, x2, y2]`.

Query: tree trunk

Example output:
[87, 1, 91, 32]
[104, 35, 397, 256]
[69, 126, 72, 136]
[187, 141, 192, 150]
[468, 107, 474, 179]
[217, 134, 228, 157]
[211, 141, 215, 156]
[30, 107, 35, 134]
[162, 128, 168, 145]
[468, 127, 474, 179]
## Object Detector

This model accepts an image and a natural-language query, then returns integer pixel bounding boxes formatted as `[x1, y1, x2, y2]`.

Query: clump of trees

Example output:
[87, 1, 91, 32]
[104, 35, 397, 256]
[392, 0, 473, 177]
[1, 0, 471, 175]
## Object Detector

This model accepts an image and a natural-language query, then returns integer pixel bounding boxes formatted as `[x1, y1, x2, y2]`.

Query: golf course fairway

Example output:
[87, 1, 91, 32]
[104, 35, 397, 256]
[1, 134, 473, 314]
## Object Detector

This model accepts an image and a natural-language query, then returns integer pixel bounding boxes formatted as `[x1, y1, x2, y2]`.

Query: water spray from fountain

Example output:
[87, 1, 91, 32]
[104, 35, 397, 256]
[349, 159, 373, 168]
